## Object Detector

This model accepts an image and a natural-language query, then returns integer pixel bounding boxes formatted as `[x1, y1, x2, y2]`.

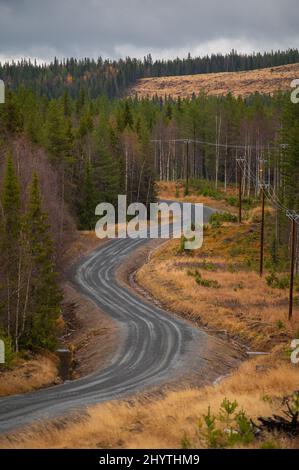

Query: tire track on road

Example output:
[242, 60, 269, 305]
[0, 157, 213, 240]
[0, 206, 214, 434]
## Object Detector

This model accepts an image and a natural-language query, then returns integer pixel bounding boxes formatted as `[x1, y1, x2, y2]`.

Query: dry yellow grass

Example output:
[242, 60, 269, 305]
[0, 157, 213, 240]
[129, 63, 299, 99]
[137, 226, 299, 351]
[1, 220, 298, 448]
[0, 354, 58, 397]
[1, 355, 298, 449]
[143, 181, 298, 350]
[158, 180, 238, 214]
[0, 232, 111, 398]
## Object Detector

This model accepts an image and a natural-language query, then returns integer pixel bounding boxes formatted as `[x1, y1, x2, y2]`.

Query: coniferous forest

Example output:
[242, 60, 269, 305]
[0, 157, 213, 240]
[1, 48, 299, 98]
[2, 0, 299, 454]
[0, 50, 299, 355]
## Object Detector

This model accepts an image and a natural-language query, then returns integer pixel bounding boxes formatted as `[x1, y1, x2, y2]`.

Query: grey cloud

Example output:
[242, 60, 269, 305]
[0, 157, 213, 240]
[0, 0, 298, 60]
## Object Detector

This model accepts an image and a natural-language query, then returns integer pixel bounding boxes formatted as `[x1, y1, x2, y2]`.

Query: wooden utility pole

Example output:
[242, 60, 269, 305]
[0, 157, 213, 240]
[238, 164, 242, 224]
[236, 158, 245, 224]
[215, 114, 221, 190]
[289, 214, 298, 320]
[259, 159, 267, 277]
[185, 139, 189, 195]
[159, 139, 162, 181]
[260, 186, 265, 277]
[125, 147, 128, 195]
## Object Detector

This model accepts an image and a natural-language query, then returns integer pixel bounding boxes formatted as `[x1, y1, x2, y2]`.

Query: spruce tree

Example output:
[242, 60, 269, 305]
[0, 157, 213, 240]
[44, 101, 73, 164]
[0, 152, 21, 338]
[2, 151, 21, 240]
[78, 163, 98, 230]
[136, 119, 157, 206]
[1, 91, 23, 134]
[23, 172, 62, 350]
[118, 101, 134, 131]
[93, 113, 121, 206]
[109, 124, 125, 193]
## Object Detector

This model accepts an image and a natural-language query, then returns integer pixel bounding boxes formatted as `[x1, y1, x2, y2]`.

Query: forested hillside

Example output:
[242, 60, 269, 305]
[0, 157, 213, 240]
[1, 49, 299, 99]
[1, 88, 299, 218]
[0, 139, 75, 355]
[1, 62, 299, 356]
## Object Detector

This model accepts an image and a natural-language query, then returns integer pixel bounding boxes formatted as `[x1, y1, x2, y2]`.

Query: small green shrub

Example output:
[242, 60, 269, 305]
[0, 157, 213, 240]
[229, 246, 243, 257]
[181, 433, 192, 449]
[242, 197, 259, 209]
[186, 399, 255, 449]
[234, 410, 255, 445]
[276, 319, 285, 330]
[178, 236, 188, 254]
[226, 196, 238, 207]
[201, 188, 222, 200]
[266, 272, 289, 290]
[225, 195, 258, 209]
[260, 440, 280, 449]
[261, 394, 273, 404]
[210, 212, 238, 228]
[201, 261, 217, 271]
[191, 179, 222, 200]
[188, 269, 220, 288]
[202, 406, 222, 448]
[227, 263, 237, 273]
[269, 235, 279, 266]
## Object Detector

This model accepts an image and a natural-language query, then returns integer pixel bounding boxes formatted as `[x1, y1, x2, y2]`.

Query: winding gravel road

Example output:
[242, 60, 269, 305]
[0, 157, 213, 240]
[0, 204, 215, 435]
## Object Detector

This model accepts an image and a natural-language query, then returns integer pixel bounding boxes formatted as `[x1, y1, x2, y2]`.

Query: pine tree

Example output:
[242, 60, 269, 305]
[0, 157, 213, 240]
[109, 124, 125, 193]
[122, 101, 134, 130]
[78, 163, 98, 230]
[2, 151, 21, 240]
[95, 147, 121, 206]
[63, 90, 72, 117]
[1, 91, 23, 134]
[93, 114, 121, 206]
[136, 119, 157, 206]
[0, 152, 21, 339]
[44, 101, 73, 163]
[22, 173, 62, 350]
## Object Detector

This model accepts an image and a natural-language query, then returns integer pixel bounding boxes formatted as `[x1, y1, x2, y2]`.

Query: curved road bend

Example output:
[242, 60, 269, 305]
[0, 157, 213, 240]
[0, 204, 215, 435]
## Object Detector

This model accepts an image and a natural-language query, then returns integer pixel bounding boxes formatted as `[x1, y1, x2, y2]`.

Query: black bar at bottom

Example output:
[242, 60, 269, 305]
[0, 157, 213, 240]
[0, 449, 299, 467]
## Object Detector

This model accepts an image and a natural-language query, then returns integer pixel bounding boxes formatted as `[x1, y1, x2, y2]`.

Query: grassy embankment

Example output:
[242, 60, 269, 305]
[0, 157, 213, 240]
[0, 231, 112, 396]
[1, 181, 299, 449]
[144, 180, 299, 351]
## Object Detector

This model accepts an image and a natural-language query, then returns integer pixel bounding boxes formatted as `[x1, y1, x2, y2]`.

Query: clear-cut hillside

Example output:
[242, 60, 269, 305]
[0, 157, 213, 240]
[128, 62, 299, 98]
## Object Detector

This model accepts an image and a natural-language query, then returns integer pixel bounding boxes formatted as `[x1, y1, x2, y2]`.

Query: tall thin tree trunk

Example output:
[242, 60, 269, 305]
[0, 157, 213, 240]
[146, 176, 151, 208]
[21, 266, 32, 335]
[125, 147, 128, 195]
[7, 277, 11, 337]
[15, 251, 22, 352]
[159, 140, 162, 181]
[215, 115, 221, 189]
[137, 160, 146, 202]
[247, 139, 252, 197]
[60, 167, 65, 245]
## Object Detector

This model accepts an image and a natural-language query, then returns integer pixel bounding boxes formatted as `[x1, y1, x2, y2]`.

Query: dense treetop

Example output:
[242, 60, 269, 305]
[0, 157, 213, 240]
[1, 49, 299, 99]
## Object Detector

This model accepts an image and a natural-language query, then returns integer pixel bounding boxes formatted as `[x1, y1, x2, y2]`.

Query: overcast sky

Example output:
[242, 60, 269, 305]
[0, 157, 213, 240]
[0, 0, 298, 62]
